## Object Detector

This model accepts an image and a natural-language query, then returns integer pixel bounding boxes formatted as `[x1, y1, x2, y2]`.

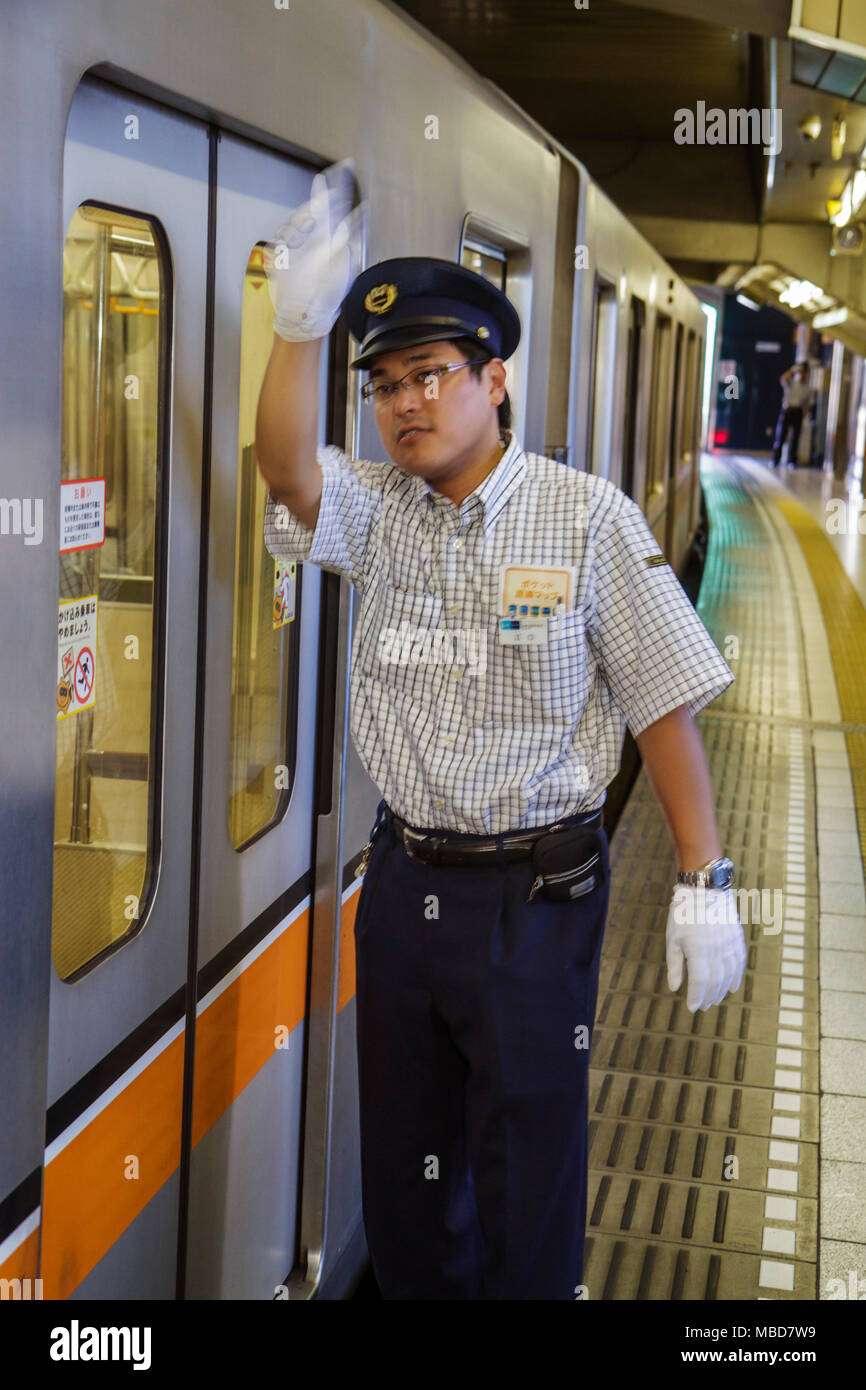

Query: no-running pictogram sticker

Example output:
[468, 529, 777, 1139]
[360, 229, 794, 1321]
[74, 647, 95, 704]
[57, 595, 98, 719]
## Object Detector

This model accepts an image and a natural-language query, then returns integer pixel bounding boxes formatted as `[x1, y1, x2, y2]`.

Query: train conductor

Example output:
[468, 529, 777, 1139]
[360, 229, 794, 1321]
[256, 162, 747, 1300]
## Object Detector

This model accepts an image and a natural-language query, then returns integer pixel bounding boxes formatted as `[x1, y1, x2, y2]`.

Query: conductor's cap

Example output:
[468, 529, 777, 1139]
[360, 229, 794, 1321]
[340, 256, 521, 369]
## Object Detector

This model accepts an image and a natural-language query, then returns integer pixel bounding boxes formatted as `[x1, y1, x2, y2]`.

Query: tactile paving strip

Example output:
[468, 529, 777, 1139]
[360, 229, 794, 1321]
[586, 458, 819, 1299]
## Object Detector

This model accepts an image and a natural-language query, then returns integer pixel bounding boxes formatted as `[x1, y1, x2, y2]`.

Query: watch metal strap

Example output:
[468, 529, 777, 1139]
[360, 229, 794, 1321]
[676, 857, 733, 888]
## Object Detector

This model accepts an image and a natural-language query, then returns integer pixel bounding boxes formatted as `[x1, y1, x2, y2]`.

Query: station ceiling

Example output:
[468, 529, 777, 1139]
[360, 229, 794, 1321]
[391, 0, 866, 351]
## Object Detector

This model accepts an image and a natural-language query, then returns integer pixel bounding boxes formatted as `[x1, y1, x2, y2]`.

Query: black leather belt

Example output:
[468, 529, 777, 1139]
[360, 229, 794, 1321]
[385, 805, 603, 866]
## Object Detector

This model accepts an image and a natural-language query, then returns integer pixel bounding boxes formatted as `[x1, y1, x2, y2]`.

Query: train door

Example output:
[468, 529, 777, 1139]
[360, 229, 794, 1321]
[44, 79, 210, 1298]
[184, 136, 325, 1299]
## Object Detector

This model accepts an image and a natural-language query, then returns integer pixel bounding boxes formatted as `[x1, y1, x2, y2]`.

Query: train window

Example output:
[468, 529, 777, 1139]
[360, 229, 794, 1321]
[227, 245, 301, 850]
[694, 338, 704, 455]
[459, 215, 531, 440]
[646, 313, 672, 500]
[621, 296, 645, 498]
[587, 278, 618, 478]
[461, 239, 507, 292]
[668, 322, 684, 481]
[53, 205, 167, 980]
[681, 331, 697, 466]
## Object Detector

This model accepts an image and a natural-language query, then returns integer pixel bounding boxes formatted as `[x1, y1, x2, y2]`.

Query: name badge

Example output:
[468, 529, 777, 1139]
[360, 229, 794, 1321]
[497, 564, 577, 646]
[499, 616, 548, 647]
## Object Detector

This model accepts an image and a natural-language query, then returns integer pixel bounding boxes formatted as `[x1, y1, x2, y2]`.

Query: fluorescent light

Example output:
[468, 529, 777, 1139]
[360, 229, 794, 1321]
[812, 306, 848, 328]
[779, 279, 824, 308]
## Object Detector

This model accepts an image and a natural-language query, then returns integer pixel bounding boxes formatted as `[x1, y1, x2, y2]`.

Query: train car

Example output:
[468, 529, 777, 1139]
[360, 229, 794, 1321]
[0, 0, 706, 1301]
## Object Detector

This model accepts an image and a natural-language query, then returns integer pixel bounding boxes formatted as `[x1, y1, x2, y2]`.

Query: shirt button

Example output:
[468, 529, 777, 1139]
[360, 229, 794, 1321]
[453, 669, 463, 679]
[435, 799, 444, 808]
[453, 538, 463, 550]
[449, 604, 460, 615]
[442, 735, 453, 744]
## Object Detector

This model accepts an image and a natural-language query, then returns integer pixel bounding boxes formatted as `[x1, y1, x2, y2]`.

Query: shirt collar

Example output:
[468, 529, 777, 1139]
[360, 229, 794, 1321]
[412, 431, 527, 534]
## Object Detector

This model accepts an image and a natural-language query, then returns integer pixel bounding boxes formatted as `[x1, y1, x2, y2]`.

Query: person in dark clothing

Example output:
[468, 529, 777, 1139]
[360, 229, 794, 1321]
[772, 362, 813, 467]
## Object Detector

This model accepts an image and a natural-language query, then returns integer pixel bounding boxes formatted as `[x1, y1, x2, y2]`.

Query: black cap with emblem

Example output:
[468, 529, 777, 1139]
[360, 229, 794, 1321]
[340, 256, 521, 369]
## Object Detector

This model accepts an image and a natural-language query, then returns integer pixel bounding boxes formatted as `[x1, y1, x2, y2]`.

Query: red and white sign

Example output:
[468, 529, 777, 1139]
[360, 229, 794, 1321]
[57, 595, 98, 719]
[60, 477, 106, 553]
[74, 647, 95, 704]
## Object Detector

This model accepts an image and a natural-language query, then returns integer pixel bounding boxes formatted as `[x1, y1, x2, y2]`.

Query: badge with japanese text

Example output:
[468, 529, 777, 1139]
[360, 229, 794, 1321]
[273, 560, 296, 629]
[60, 478, 106, 553]
[497, 565, 577, 646]
[57, 596, 98, 719]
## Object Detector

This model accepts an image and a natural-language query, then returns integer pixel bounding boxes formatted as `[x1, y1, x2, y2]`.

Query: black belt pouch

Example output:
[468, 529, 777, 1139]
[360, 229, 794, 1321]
[530, 825, 607, 902]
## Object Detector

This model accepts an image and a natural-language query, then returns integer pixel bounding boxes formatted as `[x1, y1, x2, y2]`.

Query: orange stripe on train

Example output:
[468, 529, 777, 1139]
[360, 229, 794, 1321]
[41, 891, 362, 1297]
[0, 1226, 40, 1288]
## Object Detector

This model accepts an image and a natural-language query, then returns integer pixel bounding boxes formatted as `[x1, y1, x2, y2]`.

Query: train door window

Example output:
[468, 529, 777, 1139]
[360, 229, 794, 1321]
[460, 239, 513, 440]
[664, 323, 685, 558]
[227, 245, 301, 851]
[461, 239, 507, 292]
[621, 296, 645, 498]
[668, 323, 684, 483]
[693, 338, 704, 457]
[459, 216, 531, 442]
[646, 313, 672, 500]
[683, 332, 697, 464]
[53, 205, 168, 980]
[681, 330, 697, 466]
[587, 278, 618, 478]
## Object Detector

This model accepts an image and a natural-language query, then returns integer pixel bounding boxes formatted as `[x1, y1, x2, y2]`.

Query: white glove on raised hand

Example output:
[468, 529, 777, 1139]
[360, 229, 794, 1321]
[665, 886, 747, 1012]
[264, 158, 366, 342]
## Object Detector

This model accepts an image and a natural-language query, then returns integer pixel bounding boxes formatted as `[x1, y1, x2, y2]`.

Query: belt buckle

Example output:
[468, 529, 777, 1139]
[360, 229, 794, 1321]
[402, 827, 431, 862]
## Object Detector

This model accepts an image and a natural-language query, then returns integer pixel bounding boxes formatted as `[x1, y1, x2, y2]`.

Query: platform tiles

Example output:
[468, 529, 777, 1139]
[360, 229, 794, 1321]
[584, 455, 866, 1300]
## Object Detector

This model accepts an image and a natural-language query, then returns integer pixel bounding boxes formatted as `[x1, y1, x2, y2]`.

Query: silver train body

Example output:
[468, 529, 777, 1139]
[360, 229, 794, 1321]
[0, 0, 707, 1299]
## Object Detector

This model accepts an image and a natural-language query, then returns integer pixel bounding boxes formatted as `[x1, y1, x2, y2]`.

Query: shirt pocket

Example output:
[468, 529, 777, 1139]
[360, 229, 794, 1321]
[489, 609, 589, 728]
[358, 584, 444, 693]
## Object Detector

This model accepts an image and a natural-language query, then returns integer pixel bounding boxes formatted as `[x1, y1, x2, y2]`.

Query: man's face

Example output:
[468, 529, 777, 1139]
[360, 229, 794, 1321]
[365, 340, 506, 481]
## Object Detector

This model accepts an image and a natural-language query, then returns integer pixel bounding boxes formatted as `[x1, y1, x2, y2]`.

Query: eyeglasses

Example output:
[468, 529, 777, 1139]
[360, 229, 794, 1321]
[361, 361, 473, 404]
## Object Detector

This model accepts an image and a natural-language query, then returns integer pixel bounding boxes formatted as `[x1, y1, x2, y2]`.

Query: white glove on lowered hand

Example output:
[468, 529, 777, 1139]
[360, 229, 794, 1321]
[666, 886, 747, 1012]
[264, 158, 366, 342]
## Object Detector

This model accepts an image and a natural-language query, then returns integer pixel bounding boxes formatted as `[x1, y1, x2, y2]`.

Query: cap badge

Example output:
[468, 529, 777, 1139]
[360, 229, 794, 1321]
[477, 326, 490, 339]
[364, 283, 398, 315]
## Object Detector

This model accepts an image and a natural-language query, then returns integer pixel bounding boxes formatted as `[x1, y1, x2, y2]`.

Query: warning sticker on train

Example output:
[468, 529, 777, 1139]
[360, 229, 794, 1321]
[57, 595, 98, 719]
[273, 561, 296, 629]
[60, 477, 106, 553]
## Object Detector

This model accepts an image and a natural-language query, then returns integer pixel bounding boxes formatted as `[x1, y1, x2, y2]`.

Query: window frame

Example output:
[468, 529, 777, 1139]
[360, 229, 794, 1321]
[227, 241, 309, 854]
[586, 272, 619, 479]
[54, 200, 173, 983]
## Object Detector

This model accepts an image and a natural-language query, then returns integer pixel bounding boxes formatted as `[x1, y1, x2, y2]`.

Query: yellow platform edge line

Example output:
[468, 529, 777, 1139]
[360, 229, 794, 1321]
[770, 489, 866, 869]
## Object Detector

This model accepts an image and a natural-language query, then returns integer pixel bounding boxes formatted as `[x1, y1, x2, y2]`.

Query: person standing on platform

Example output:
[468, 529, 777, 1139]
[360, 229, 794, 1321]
[256, 162, 747, 1301]
[773, 361, 813, 467]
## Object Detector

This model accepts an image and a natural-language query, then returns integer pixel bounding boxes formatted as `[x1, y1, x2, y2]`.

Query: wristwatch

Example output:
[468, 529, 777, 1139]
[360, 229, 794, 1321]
[676, 856, 735, 890]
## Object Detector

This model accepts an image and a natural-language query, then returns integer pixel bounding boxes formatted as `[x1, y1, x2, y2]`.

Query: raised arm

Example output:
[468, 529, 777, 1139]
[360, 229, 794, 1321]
[256, 338, 323, 531]
[255, 160, 365, 531]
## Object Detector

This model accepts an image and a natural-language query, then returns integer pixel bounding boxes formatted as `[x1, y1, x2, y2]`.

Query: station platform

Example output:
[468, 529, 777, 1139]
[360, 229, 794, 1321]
[587, 453, 866, 1301]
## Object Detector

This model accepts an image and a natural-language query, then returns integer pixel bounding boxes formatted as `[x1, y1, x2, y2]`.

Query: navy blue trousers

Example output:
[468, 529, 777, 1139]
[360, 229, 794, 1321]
[353, 804, 610, 1300]
[773, 405, 804, 465]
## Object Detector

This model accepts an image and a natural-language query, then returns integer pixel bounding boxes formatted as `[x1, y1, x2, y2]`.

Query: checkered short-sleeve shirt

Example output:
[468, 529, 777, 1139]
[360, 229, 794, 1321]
[264, 432, 733, 833]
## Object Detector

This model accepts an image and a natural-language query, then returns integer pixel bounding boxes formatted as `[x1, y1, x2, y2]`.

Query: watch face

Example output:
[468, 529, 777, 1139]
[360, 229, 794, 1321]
[710, 859, 734, 889]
